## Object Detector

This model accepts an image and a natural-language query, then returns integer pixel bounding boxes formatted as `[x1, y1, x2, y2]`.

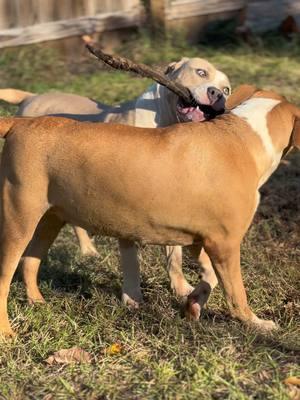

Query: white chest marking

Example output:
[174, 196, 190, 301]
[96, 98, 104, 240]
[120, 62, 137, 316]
[232, 98, 280, 157]
[232, 98, 282, 188]
[134, 84, 160, 128]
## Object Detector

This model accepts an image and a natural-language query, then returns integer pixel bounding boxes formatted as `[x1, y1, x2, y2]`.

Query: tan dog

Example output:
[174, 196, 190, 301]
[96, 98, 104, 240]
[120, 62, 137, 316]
[0, 58, 231, 308]
[0, 85, 299, 337]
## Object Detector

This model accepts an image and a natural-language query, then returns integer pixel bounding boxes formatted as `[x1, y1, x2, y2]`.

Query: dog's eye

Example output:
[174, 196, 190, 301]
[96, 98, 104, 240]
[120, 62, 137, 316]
[223, 87, 230, 96]
[196, 69, 207, 78]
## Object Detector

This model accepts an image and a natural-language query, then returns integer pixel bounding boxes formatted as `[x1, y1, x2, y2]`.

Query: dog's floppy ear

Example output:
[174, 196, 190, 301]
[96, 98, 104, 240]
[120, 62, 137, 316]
[292, 117, 300, 149]
[164, 57, 189, 76]
[164, 61, 177, 75]
[226, 84, 259, 110]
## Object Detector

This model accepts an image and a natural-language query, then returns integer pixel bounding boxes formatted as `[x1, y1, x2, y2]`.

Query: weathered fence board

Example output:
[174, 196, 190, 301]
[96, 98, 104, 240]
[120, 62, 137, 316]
[0, 0, 143, 48]
[153, 0, 300, 35]
[0, 10, 142, 48]
[0, 0, 298, 49]
[165, 0, 246, 21]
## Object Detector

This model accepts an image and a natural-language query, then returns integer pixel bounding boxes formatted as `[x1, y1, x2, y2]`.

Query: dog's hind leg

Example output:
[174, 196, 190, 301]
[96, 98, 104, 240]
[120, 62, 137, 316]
[166, 245, 194, 299]
[119, 239, 142, 309]
[0, 183, 46, 337]
[22, 210, 65, 305]
[73, 226, 99, 257]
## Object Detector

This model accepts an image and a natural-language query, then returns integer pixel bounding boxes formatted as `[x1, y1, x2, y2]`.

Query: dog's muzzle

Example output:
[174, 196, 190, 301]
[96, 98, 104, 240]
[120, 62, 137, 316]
[176, 86, 226, 123]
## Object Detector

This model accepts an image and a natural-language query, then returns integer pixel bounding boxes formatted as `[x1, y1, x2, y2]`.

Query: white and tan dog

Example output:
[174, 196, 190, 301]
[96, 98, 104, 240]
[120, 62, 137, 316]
[0, 85, 299, 337]
[0, 57, 231, 308]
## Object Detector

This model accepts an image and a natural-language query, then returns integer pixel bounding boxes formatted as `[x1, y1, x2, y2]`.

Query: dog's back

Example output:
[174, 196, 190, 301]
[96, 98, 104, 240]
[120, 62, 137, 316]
[0, 115, 259, 245]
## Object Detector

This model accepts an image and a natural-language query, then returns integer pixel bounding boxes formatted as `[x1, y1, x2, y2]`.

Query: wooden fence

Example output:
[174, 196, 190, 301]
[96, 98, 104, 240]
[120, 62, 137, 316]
[0, 0, 144, 48]
[164, 0, 245, 21]
[150, 0, 246, 42]
[151, 0, 300, 39]
[0, 0, 299, 49]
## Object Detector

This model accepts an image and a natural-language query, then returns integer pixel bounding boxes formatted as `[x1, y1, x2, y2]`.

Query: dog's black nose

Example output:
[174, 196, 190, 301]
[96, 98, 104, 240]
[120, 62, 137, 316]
[207, 87, 223, 104]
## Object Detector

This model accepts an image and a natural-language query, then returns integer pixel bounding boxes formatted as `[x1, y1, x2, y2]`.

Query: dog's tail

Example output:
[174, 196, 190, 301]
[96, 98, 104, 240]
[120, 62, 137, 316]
[0, 117, 17, 138]
[0, 88, 34, 105]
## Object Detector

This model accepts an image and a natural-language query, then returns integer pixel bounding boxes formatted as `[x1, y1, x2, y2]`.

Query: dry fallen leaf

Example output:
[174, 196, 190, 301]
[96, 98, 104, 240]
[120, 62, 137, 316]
[284, 377, 300, 400]
[45, 347, 92, 365]
[285, 377, 300, 386]
[105, 343, 122, 355]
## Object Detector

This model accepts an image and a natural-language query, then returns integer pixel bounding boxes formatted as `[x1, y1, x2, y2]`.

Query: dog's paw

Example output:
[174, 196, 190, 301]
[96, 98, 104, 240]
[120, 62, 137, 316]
[122, 292, 142, 310]
[0, 324, 16, 339]
[27, 296, 46, 306]
[26, 288, 46, 305]
[171, 277, 194, 299]
[249, 316, 278, 332]
[185, 299, 201, 321]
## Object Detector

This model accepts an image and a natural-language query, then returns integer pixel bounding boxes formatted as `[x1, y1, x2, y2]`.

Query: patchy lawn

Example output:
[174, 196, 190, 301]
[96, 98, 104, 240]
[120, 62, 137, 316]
[0, 33, 299, 399]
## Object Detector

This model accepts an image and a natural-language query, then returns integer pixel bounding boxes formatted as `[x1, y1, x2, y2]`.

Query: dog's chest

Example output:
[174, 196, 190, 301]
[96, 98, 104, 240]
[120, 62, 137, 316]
[134, 84, 159, 128]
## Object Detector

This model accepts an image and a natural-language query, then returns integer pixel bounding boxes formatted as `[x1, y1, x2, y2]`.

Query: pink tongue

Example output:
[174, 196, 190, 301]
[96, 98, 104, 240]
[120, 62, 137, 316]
[187, 107, 205, 122]
[178, 106, 206, 122]
[179, 107, 191, 115]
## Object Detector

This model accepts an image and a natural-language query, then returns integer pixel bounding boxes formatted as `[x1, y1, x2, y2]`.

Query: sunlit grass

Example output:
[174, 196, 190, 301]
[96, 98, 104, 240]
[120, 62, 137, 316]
[0, 32, 299, 399]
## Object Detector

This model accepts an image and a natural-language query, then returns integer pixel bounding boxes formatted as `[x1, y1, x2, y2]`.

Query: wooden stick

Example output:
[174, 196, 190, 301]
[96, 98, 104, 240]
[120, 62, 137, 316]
[85, 43, 195, 104]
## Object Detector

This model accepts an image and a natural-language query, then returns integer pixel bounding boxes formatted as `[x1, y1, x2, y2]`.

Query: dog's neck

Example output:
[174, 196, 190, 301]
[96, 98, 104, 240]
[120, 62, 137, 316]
[134, 84, 178, 128]
[232, 97, 292, 188]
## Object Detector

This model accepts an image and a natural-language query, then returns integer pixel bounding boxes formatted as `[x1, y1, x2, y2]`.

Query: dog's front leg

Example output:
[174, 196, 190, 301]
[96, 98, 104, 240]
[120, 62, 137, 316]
[187, 241, 277, 331]
[119, 239, 142, 309]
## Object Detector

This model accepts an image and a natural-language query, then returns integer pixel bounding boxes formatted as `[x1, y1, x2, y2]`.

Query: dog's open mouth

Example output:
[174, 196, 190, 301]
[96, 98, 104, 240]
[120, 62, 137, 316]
[176, 97, 224, 123]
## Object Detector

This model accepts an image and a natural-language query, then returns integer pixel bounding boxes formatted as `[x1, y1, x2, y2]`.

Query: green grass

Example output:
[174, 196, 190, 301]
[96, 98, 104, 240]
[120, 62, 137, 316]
[0, 33, 299, 399]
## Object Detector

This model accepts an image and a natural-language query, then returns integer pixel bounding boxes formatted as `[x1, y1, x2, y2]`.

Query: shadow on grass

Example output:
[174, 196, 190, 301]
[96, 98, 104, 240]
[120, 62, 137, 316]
[39, 257, 121, 301]
[253, 333, 300, 355]
[13, 241, 299, 359]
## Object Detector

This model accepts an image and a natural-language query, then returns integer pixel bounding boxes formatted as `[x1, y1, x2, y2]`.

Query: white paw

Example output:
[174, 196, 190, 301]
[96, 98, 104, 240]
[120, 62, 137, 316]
[249, 316, 278, 332]
[122, 292, 142, 310]
[171, 278, 194, 299]
[185, 299, 201, 321]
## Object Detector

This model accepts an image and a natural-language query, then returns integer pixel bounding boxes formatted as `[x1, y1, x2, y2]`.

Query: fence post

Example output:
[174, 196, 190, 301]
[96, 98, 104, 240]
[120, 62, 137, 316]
[149, 0, 166, 32]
